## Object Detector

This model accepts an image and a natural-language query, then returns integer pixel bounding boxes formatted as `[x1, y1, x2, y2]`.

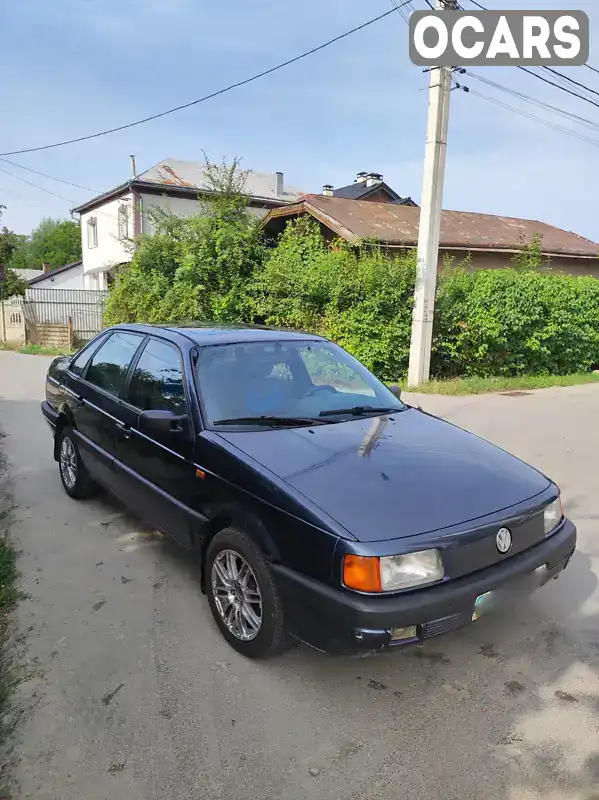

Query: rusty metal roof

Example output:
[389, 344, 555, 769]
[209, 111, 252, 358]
[72, 159, 305, 215]
[263, 196, 599, 258]
[137, 159, 304, 203]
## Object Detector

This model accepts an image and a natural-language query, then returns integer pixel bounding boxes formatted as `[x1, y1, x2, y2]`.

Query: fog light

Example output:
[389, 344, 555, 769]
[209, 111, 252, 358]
[391, 625, 418, 641]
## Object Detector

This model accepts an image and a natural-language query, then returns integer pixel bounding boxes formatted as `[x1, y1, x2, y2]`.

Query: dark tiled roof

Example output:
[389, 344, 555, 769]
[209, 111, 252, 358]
[262, 197, 599, 258]
[332, 181, 415, 205]
[28, 261, 82, 285]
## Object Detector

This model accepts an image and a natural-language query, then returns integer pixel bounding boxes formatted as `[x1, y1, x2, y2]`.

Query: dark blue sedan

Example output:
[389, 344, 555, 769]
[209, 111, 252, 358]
[41, 324, 576, 658]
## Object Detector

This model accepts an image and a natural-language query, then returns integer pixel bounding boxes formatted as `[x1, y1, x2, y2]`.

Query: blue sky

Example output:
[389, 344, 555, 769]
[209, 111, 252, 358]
[1, 0, 598, 241]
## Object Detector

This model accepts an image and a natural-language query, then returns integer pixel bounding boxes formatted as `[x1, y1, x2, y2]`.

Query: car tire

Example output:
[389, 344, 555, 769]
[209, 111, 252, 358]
[58, 426, 97, 500]
[205, 527, 288, 659]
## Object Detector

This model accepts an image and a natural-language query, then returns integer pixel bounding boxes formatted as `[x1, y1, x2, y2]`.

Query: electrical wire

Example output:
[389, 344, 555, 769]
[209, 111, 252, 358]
[464, 70, 599, 132]
[518, 66, 599, 111]
[389, 0, 412, 23]
[0, 165, 76, 204]
[460, 0, 599, 109]
[0, 4, 410, 157]
[461, 86, 599, 148]
[0, 164, 125, 223]
[585, 64, 599, 76]
[542, 65, 599, 99]
[0, 157, 100, 193]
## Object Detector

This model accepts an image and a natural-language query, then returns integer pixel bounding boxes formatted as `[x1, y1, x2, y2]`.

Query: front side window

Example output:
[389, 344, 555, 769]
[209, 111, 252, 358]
[85, 331, 143, 396]
[127, 338, 186, 413]
[196, 339, 404, 426]
[68, 333, 109, 376]
[87, 217, 98, 248]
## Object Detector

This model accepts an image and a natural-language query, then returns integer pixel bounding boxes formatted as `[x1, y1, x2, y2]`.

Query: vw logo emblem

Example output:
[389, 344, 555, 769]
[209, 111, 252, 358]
[496, 527, 512, 554]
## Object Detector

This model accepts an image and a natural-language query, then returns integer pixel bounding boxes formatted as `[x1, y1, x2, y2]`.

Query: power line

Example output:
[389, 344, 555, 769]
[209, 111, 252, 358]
[518, 66, 599, 111]
[461, 0, 599, 109]
[389, 0, 411, 23]
[585, 64, 599, 76]
[0, 157, 100, 193]
[0, 4, 410, 157]
[460, 86, 599, 149]
[0, 165, 76, 204]
[464, 70, 599, 132]
[542, 65, 599, 99]
[0, 164, 123, 224]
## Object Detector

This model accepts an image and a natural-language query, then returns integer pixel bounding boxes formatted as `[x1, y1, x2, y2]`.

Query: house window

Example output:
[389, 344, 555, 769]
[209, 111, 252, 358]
[118, 205, 129, 240]
[87, 217, 98, 249]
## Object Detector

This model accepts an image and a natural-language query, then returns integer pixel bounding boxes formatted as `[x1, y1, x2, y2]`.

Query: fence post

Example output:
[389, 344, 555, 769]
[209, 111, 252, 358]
[0, 298, 5, 343]
[67, 315, 73, 350]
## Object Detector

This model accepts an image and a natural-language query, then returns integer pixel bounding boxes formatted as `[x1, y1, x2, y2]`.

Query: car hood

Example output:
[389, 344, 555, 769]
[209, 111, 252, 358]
[217, 409, 550, 542]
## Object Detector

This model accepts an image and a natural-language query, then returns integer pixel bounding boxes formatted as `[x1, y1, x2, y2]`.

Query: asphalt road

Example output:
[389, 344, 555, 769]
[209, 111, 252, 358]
[1, 350, 598, 800]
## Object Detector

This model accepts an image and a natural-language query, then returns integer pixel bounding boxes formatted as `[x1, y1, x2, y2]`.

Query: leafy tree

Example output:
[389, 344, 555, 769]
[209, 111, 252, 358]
[511, 234, 547, 270]
[0, 206, 28, 298]
[9, 217, 82, 271]
[105, 159, 265, 326]
[104, 166, 599, 381]
[0, 266, 28, 299]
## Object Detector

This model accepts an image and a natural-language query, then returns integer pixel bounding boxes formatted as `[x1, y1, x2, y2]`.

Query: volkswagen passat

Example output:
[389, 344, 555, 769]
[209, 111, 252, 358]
[41, 324, 576, 657]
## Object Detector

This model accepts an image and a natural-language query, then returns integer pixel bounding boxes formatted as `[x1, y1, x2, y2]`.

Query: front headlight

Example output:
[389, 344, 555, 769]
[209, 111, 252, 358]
[544, 496, 563, 535]
[343, 550, 444, 593]
[380, 550, 444, 591]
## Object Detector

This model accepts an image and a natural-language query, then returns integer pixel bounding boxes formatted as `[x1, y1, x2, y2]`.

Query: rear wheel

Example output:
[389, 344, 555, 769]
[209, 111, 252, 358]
[58, 427, 96, 499]
[205, 527, 288, 658]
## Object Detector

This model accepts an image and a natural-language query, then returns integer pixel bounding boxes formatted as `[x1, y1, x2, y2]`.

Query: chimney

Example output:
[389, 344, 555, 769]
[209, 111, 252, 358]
[366, 172, 383, 187]
[42, 262, 51, 274]
[274, 171, 284, 197]
[322, 184, 334, 196]
[355, 171, 368, 183]
[130, 154, 137, 178]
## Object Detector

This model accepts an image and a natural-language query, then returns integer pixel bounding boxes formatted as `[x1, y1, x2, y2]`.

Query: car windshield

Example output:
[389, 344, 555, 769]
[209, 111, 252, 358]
[196, 339, 405, 427]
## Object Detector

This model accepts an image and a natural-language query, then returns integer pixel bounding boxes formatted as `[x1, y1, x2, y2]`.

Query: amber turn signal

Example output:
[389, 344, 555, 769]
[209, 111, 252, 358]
[343, 554, 382, 593]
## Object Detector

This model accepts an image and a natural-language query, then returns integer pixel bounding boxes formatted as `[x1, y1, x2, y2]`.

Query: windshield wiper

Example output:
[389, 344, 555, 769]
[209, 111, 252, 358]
[319, 405, 402, 418]
[213, 415, 326, 427]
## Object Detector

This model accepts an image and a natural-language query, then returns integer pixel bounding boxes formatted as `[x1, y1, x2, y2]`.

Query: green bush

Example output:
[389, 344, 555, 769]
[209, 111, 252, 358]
[434, 267, 599, 377]
[106, 202, 599, 380]
[251, 218, 417, 380]
[104, 191, 265, 327]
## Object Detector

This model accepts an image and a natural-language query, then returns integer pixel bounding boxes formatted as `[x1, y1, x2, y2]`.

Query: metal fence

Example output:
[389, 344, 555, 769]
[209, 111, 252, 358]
[22, 288, 108, 343]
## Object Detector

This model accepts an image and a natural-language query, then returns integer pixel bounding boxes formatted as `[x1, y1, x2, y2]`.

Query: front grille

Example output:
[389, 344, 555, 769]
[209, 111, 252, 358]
[422, 612, 471, 640]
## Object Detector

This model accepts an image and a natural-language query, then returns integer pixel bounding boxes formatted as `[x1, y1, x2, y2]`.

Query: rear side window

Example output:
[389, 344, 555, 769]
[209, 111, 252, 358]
[127, 338, 186, 413]
[86, 331, 144, 396]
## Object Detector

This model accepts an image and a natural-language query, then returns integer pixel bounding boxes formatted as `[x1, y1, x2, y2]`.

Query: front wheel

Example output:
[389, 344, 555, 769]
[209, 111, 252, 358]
[58, 427, 97, 499]
[205, 527, 288, 658]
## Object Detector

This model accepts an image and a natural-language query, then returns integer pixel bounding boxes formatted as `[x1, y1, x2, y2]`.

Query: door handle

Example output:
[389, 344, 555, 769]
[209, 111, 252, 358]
[74, 396, 85, 408]
[116, 422, 131, 440]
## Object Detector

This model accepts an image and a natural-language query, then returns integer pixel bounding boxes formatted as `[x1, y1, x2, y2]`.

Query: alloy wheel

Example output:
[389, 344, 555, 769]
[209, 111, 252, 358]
[211, 549, 263, 641]
[60, 436, 78, 489]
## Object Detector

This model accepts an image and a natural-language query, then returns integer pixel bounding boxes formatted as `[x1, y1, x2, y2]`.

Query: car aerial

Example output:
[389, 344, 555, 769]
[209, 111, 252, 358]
[41, 323, 577, 658]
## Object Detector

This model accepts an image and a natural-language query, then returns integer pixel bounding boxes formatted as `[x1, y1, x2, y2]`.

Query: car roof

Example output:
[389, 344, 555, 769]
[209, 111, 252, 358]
[110, 322, 325, 347]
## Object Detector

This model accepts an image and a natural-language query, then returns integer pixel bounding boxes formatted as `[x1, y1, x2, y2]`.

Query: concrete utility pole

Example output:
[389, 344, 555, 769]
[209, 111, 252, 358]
[407, 0, 453, 388]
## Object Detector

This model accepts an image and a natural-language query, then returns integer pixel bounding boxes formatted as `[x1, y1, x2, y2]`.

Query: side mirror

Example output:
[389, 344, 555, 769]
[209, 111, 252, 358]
[388, 384, 402, 400]
[138, 409, 187, 437]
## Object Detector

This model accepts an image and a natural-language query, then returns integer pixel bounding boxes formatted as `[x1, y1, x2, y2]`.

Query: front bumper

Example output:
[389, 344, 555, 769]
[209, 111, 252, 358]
[273, 518, 577, 654]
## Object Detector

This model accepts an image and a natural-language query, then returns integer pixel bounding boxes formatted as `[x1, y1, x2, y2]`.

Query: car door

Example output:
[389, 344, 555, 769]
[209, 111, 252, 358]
[114, 335, 200, 548]
[64, 330, 146, 493]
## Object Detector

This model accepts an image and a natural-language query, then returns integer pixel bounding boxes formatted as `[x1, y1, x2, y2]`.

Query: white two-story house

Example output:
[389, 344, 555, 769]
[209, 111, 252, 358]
[72, 158, 304, 290]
